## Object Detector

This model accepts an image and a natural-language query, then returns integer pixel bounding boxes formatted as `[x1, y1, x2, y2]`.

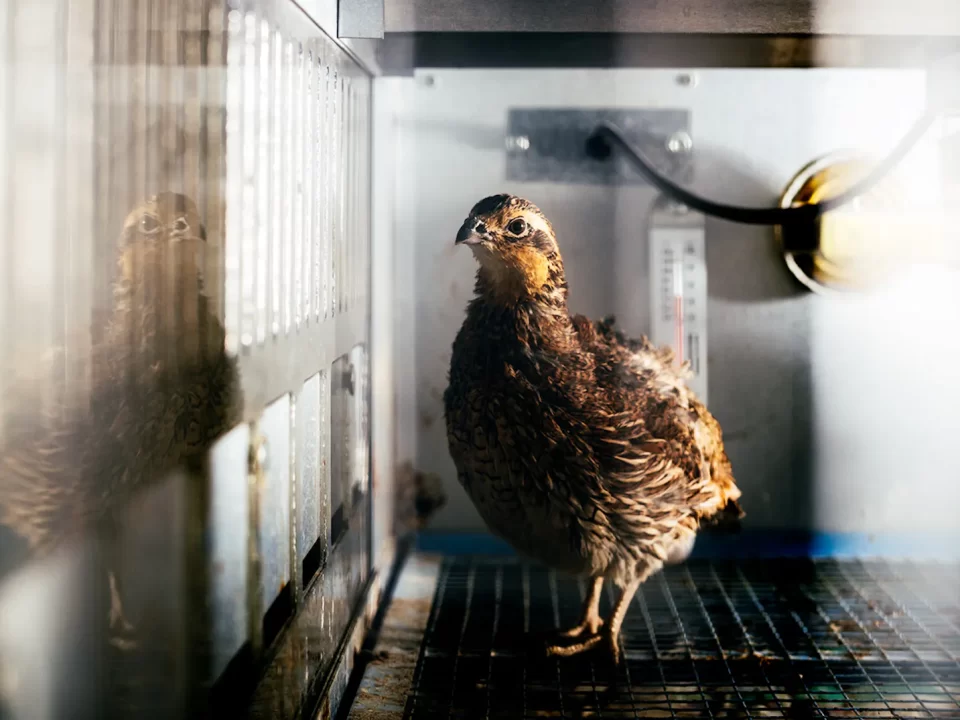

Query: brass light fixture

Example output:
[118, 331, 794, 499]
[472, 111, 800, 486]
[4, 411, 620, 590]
[776, 152, 946, 294]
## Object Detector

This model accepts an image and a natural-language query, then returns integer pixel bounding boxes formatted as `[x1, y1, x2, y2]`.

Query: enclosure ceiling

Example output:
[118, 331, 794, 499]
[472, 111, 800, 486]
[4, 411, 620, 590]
[378, 0, 960, 71]
[385, 0, 960, 35]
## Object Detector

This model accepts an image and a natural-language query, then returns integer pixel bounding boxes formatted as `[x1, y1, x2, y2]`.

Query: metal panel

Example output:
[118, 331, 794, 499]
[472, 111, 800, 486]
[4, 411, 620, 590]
[350, 344, 370, 503]
[380, 34, 960, 73]
[224, 0, 371, 415]
[369, 77, 403, 570]
[208, 423, 251, 684]
[0, 0, 375, 715]
[257, 395, 292, 646]
[506, 108, 691, 185]
[330, 352, 352, 542]
[296, 371, 330, 587]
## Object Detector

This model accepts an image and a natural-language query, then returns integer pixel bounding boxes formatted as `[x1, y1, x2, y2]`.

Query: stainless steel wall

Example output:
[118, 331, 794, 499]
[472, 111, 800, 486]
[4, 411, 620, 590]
[0, 0, 374, 717]
[392, 68, 960, 540]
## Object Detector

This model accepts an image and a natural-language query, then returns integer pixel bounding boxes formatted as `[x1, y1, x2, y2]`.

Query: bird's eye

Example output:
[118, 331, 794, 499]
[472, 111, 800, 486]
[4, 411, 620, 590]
[173, 217, 190, 234]
[507, 218, 527, 236]
[139, 214, 160, 234]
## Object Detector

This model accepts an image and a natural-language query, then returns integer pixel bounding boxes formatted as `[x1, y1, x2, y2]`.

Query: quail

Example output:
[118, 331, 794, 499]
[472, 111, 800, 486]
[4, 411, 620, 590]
[444, 194, 742, 663]
[0, 192, 239, 646]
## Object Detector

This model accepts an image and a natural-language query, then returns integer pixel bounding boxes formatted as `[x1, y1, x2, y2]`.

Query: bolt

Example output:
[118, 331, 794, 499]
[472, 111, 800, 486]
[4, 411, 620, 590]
[676, 73, 698, 87]
[250, 436, 269, 473]
[421, 74, 435, 87]
[666, 131, 693, 154]
[505, 135, 530, 152]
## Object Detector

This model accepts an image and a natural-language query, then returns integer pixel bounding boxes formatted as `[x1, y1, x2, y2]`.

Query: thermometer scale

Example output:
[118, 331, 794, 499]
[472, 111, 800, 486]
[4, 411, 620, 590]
[648, 204, 708, 402]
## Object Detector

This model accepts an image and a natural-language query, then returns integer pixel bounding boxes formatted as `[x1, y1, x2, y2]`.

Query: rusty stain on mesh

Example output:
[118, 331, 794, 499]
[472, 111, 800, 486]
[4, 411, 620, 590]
[404, 558, 960, 718]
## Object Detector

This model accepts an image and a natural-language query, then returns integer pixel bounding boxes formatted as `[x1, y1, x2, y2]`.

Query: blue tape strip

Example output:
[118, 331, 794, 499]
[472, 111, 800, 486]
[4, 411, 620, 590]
[415, 530, 960, 561]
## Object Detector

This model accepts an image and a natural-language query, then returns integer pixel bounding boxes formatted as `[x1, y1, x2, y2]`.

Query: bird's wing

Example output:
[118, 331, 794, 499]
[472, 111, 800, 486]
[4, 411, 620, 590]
[0, 341, 127, 557]
[567, 314, 740, 539]
[0, 400, 101, 556]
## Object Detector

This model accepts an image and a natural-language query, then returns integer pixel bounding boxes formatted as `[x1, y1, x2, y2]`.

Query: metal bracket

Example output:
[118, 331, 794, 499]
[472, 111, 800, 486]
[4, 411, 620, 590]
[505, 108, 692, 186]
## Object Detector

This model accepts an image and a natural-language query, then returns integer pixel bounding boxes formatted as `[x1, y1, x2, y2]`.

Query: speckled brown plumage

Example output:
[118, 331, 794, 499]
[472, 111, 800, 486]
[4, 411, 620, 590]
[444, 194, 742, 662]
[0, 192, 239, 641]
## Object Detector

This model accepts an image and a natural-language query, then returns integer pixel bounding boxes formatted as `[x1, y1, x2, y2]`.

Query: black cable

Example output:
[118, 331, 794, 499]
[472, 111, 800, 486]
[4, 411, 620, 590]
[585, 114, 937, 226]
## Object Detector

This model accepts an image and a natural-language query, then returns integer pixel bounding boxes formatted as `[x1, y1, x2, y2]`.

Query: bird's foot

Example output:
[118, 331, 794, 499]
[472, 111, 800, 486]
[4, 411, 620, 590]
[556, 615, 604, 639]
[545, 628, 621, 665]
[108, 572, 137, 651]
[545, 633, 603, 658]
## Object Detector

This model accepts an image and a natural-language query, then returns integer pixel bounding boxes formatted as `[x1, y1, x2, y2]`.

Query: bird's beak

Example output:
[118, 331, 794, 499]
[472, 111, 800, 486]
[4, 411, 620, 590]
[455, 219, 485, 246]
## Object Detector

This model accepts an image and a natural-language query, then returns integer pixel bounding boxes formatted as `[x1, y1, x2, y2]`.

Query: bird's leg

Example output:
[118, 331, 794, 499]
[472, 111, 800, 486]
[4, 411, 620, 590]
[108, 569, 138, 651]
[103, 515, 137, 651]
[545, 577, 607, 657]
[601, 578, 642, 665]
[108, 571, 134, 634]
[558, 577, 604, 638]
[545, 577, 643, 664]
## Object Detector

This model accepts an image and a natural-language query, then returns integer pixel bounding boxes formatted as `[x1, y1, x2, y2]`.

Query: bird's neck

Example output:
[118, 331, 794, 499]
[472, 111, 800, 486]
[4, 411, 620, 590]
[474, 257, 568, 311]
[102, 279, 224, 376]
[469, 272, 575, 350]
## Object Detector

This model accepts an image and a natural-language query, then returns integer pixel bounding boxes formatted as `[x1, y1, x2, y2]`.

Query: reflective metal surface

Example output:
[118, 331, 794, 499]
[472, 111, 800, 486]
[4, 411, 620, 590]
[0, 0, 373, 716]
[297, 371, 330, 589]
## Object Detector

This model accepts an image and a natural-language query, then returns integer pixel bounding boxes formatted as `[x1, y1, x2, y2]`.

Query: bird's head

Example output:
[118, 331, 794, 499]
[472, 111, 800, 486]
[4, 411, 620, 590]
[112, 192, 219, 361]
[455, 194, 566, 306]
[117, 192, 207, 297]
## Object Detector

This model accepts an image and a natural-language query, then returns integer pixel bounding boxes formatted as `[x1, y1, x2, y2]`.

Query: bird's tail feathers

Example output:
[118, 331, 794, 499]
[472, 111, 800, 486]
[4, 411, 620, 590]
[699, 497, 744, 535]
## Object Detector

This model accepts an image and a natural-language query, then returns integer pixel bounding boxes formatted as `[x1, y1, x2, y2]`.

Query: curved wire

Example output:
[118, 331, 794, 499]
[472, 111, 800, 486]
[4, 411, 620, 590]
[586, 114, 937, 226]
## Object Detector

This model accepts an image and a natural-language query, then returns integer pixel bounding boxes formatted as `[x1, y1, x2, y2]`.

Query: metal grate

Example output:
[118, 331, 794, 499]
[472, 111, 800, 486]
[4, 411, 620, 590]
[406, 558, 960, 718]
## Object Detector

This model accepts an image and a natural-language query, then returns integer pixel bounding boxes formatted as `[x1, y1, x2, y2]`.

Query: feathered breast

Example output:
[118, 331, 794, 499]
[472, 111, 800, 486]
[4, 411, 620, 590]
[446, 304, 741, 539]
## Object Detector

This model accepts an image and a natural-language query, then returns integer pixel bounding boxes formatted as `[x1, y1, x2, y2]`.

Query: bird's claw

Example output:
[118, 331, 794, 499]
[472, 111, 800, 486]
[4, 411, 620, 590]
[545, 633, 604, 658]
[545, 629, 621, 665]
[608, 632, 622, 665]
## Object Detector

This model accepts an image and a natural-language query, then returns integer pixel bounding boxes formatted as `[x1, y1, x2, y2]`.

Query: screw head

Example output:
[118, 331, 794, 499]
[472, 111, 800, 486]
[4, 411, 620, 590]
[676, 73, 698, 87]
[505, 135, 530, 152]
[666, 131, 693, 154]
[250, 437, 269, 472]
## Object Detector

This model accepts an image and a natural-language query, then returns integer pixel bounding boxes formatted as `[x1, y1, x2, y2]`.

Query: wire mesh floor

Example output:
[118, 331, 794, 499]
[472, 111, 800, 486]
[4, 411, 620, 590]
[404, 558, 960, 719]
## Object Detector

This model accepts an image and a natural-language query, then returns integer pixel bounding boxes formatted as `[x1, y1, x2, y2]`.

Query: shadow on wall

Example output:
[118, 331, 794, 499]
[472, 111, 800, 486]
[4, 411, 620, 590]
[623, 143, 816, 540]
[692, 145, 815, 541]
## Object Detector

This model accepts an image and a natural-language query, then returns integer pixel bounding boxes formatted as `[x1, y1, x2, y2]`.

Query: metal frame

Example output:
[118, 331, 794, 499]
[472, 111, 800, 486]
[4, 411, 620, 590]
[384, 0, 960, 36]
[379, 33, 960, 73]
